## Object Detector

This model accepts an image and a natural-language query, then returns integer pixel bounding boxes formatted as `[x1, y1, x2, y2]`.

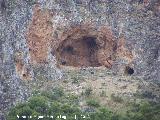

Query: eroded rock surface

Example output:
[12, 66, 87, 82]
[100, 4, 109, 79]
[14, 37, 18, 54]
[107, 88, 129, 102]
[27, 5, 53, 64]
[0, 0, 160, 119]
[26, 5, 133, 69]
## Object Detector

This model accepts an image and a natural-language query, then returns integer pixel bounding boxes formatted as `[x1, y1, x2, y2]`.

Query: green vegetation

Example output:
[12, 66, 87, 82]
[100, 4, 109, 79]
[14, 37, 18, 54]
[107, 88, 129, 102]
[111, 93, 123, 103]
[100, 90, 107, 97]
[84, 87, 93, 97]
[7, 88, 82, 120]
[90, 108, 113, 120]
[72, 77, 80, 84]
[41, 87, 64, 101]
[71, 74, 84, 84]
[63, 80, 68, 83]
[7, 88, 160, 120]
[125, 102, 160, 120]
[86, 99, 100, 108]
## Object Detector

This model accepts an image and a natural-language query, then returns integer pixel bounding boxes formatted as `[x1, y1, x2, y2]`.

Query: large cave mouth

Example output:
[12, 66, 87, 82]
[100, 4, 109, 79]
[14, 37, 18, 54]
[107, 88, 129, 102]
[56, 36, 102, 67]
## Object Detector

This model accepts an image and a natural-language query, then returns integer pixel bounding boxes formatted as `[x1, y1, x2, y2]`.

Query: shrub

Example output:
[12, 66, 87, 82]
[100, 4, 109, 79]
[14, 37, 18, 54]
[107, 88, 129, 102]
[126, 102, 160, 120]
[7, 89, 160, 120]
[84, 87, 93, 97]
[100, 90, 106, 97]
[111, 94, 123, 103]
[7, 104, 33, 120]
[7, 88, 84, 120]
[72, 77, 79, 84]
[90, 107, 113, 120]
[86, 99, 100, 108]
[66, 94, 79, 104]
[28, 96, 49, 114]
[52, 87, 64, 96]
[41, 87, 64, 100]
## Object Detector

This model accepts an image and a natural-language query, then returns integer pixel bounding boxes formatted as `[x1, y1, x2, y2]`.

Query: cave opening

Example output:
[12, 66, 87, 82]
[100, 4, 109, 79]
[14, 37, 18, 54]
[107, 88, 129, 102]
[56, 36, 101, 67]
[85, 36, 97, 49]
[63, 45, 74, 54]
[23, 74, 26, 77]
[125, 66, 134, 75]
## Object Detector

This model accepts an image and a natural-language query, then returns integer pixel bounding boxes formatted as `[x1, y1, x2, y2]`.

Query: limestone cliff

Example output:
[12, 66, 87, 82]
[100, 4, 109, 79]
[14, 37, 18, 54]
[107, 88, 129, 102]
[0, 0, 160, 119]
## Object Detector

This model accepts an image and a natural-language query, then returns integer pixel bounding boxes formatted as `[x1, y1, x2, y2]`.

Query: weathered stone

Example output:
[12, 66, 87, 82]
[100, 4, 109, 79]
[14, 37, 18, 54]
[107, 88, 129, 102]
[0, 0, 160, 119]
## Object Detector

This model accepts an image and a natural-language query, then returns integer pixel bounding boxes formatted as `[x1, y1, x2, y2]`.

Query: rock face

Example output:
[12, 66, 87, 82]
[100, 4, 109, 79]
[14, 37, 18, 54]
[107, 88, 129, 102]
[54, 25, 116, 68]
[27, 5, 53, 64]
[0, 0, 160, 119]
[26, 4, 133, 68]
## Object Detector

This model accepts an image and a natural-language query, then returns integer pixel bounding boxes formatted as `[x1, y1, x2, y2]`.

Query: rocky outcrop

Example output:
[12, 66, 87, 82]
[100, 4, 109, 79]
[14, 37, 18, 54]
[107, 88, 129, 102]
[54, 24, 116, 68]
[0, 0, 160, 119]
[26, 5, 133, 69]
[27, 5, 54, 64]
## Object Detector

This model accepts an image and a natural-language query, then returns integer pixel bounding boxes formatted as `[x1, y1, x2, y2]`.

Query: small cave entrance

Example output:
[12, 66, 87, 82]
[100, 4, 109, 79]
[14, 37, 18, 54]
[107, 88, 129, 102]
[56, 36, 101, 67]
[124, 66, 134, 75]
[23, 74, 26, 77]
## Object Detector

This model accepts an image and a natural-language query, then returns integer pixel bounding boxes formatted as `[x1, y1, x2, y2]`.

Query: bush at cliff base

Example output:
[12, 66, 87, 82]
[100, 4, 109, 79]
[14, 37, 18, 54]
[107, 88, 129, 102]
[7, 89, 160, 120]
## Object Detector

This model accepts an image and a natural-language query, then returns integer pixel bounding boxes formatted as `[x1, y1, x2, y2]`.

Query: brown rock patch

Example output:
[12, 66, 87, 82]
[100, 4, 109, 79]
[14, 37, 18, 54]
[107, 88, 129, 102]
[14, 52, 32, 80]
[26, 5, 53, 64]
[26, 7, 134, 68]
[54, 25, 116, 68]
[117, 36, 133, 64]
